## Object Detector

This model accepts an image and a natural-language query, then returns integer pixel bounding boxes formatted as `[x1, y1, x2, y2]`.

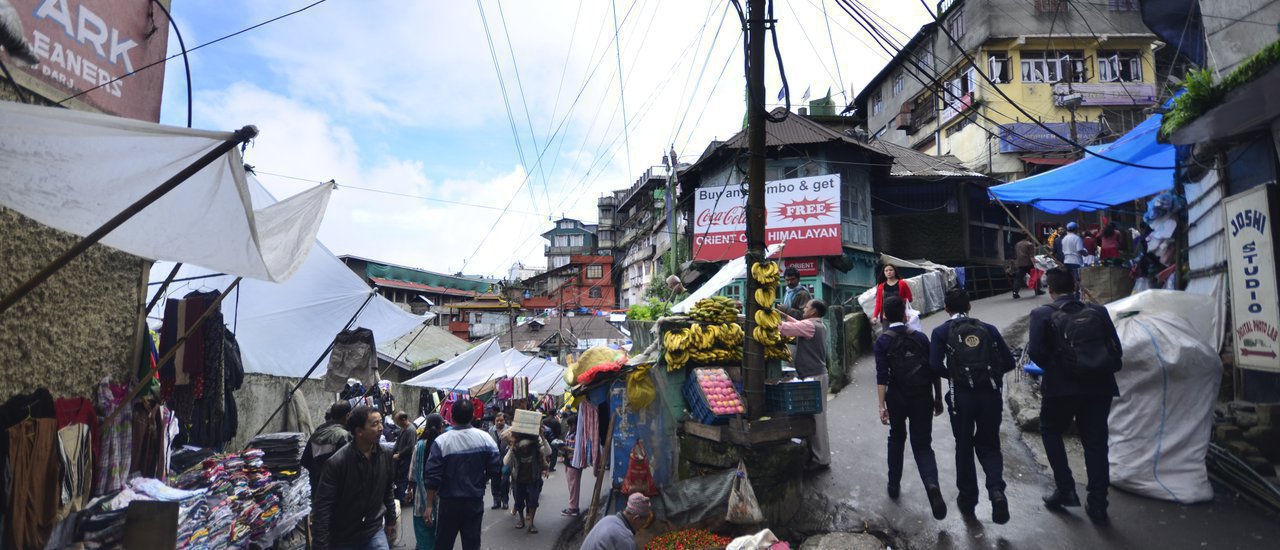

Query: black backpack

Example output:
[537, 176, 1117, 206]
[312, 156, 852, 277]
[887, 330, 933, 396]
[945, 317, 999, 391]
[1048, 300, 1123, 378]
[513, 438, 541, 484]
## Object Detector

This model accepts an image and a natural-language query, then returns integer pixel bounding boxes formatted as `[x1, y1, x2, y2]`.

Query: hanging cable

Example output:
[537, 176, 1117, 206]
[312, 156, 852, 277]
[150, 0, 192, 128]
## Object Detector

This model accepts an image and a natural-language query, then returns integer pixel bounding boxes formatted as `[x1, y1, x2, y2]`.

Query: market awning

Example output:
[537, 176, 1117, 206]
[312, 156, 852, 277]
[0, 101, 331, 282]
[988, 98, 1176, 214]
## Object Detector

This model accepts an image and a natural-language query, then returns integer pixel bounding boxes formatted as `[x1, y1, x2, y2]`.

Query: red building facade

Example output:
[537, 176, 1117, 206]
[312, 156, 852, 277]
[521, 255, 617, 311]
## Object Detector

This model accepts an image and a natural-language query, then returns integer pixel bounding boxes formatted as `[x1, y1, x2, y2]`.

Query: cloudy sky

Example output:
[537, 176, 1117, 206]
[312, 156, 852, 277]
[160, 0, 930, 278]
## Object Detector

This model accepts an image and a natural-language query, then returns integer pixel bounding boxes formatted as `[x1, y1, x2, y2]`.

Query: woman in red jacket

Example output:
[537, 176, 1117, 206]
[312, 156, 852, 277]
[872, 264, 913, 323]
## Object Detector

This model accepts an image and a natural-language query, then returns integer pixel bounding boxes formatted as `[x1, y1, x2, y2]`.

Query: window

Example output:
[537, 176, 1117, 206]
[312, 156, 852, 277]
[554, 235, 569, 247]
[569, 234, 585, 247]
[1107, 0, 1138, 11]
[892, 73, 904, 96]
[872, 92, 883, 116]
[589, 287, 602, 299]
[720, 284, 741, 301]
[551, 256, 569, 269]
[947, 9, 964, 38]
[1098, 51, 1143, 82]
[988, 52, 1011, 84]
[558, 220, 574, 229]
[917, 49, 933, 71]
[586, 264, 603, 279]
[1020, 51, 1086, 83]
[1034, 0, 1067, 13]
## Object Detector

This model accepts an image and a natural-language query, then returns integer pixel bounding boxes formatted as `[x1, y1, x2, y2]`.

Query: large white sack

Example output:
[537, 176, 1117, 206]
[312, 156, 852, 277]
[1108, 311, 1221, 503]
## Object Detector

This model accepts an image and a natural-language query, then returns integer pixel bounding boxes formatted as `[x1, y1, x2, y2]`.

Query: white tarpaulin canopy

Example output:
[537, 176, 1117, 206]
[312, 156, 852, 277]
[148, 179, 426, 379]
[672, 244, 784, 313]
[403, 343, 567, 395]
[0, 101, 331, 282]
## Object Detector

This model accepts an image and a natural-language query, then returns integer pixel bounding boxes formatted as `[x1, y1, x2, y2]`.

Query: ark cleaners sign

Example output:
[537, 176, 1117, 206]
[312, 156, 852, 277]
[1223, 184, 1280, 371]
[692, 174, 842, 261]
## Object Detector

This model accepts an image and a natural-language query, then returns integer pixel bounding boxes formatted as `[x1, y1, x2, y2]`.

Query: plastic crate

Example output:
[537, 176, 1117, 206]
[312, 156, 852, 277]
[682, 369, 742, 425]
[765, 380, 823, 415]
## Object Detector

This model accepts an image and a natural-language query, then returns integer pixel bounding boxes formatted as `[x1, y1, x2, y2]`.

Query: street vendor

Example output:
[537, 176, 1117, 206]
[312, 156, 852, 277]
[779, 300, 831, 470]
[580, 493, 653, 550]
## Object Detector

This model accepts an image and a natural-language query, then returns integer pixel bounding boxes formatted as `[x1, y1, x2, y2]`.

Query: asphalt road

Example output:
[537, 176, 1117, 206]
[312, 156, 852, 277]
[811, 291, 1280, 550]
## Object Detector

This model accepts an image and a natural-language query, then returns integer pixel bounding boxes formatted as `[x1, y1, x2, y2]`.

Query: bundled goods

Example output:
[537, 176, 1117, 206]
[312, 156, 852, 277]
[577, 356, 627, 386]
[248, 432, 307, 475]
[645, 528, 733, 550]
[166, 450, 289, 549]
[689, 295, 740, 324]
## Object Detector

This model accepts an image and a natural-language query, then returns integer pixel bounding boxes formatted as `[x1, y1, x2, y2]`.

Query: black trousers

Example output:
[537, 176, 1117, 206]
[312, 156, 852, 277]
[947, 389, 1006, 507]
[435, 497, 484, 550]
[490, 471, 510, 505]
[886, 389, 939, 487]
[1041, 395, 1112, 510]
[1012, 266, 1034, 296]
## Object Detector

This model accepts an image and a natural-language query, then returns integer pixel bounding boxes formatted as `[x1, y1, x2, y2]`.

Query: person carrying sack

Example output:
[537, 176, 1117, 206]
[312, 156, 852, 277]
[505, 432, 551, 534]
[874, 296, 947, 520]
[930, 289, 1016, 524]
[1028, 267, 1123, 525]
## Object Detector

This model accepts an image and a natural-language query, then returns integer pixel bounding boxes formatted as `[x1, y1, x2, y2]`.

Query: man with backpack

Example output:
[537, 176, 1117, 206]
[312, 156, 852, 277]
[929, 289, 1015, 524]
[1028, 267, 1124, 524]
[505, 430, 551, 534]
[874, 296, 947, 520]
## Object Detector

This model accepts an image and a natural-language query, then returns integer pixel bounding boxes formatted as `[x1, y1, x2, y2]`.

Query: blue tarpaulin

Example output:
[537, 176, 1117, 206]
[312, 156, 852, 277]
[988, 101, 1175, 214]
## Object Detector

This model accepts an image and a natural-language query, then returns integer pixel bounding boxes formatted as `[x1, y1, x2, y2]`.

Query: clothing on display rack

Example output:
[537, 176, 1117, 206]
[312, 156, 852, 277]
[93, 378, 133, 497]
[570, 403, 600, 470]
[323, 327, 378, 392]
[512, 377, 529, 400]
[497, 378, 515, 400]
[159, 290, 246, 450]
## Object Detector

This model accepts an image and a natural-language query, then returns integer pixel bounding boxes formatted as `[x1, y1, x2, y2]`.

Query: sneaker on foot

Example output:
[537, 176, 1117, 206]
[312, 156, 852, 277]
[887, 482, 900, 500]
[491, 502, 501, 510]
[560, 508, 580, 517]
[926, 485, 948, 520]
[1086, 504, 1110, 525]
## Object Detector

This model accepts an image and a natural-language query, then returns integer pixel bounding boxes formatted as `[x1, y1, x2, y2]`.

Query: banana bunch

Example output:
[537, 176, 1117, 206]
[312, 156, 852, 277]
[663, 321, 749, 371]
[764, 344, 792, 361]
[751, 260, 781, 286]
[690, 295, 740, 324]
[714, 322, 744, 347]
[663, 328, 693, 372]
[752, 310, 782, 346]
[690, 348, 743, 363]
[753, 287, 777, 309]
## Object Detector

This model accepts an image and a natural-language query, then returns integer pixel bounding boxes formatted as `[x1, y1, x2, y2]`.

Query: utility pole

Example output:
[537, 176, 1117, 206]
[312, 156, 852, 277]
[742, 0, 767, 420]
[1063, 92, 1083, 158]
[665, 146, 678, 279]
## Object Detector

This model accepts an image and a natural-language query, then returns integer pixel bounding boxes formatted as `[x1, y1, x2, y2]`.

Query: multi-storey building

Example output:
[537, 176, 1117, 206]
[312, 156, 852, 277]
[612, 164, 688, 307]
[339, 255, 499, 328]
[520, 255, 617, 312]
[543, 217, 598, 270]
[854, 0, 1162, 181]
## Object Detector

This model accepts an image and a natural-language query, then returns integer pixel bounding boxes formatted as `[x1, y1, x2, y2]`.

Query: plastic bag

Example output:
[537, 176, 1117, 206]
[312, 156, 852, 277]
[905, 305, 923, 333]
[726, 460, 764, 524]
[727, 529, 781, 550]
[621, 441, 659, 497]
[625, 364, 656, 410]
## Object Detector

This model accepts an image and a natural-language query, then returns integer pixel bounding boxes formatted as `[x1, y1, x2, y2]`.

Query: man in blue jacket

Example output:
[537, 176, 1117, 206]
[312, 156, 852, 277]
[874, 296, 947, 520]
[425, 399, 502, 550]
[930, 289, 1015, 524]
[1028, 267, 1123, 524]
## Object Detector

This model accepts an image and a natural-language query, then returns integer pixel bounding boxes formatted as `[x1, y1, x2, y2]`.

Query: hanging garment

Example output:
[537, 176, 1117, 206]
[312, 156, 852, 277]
[159, 407, 180, 479]
[570, 403, 599, 470]
[130, 400, 163, 479]
[93, 379, 133, 497]
[54, 397, 99, 464]
[7, 418, 60, 549]
[56, 423, 92, 520]
[323, 328, 378, 392]
[512, 377, 529, 400]
[496, 378, 515, 400]
[0, 388, 56, 547]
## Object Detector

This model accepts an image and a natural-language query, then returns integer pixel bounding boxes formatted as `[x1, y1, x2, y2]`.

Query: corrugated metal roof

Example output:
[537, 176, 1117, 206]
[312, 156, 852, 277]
[720, 108, 884, 152]
[861, 139, 988, 178]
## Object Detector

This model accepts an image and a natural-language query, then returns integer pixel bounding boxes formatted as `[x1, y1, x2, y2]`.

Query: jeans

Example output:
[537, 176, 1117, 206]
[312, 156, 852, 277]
[490, 471, 510, 506]
[947, 389, 1006, 506]
[332, 530, 389, 550]
[435, 497, 484, 550]
[886, 389, 939, 487]
[1041, 395, 1112, 510]
[513, 479, 544, 513]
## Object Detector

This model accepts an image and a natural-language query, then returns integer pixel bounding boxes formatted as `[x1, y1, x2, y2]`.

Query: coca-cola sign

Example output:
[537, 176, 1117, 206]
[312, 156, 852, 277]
[693, 174, 842, 261]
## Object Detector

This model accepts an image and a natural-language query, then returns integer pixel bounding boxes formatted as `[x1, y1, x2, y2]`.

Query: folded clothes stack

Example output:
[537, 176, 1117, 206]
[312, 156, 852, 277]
[248, 432, 307, 474]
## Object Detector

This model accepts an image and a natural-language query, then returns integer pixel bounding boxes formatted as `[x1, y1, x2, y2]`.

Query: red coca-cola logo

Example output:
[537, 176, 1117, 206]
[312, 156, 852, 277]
[774, 198, 835, 221]
[696, 206, 747, 227]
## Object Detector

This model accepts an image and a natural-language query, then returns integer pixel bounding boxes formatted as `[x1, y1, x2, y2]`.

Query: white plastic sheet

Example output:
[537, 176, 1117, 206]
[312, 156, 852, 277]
[402, 345, 567, 395]
[402, 338, 504, 389]
[0, 101, 330, 282]
[672, 244, 784, 314]
[148, 180, 425, 378]
[1106, 293, 1221, 503]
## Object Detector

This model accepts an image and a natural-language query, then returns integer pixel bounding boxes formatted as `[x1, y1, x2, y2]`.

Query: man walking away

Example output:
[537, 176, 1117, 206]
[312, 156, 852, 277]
[304, 402, 354, 496]
[580, 493, 653, 550]
[1013, 233, 1042, 299]
[930, 290, 1015, 524]
[312, 406, 397, 550]
[874, 296, 946, 520]
[777, 267, 812, 318]
[487, 413, 511, 510]
[1028, 267, 1123, 524]
[425, 399, 502, 550]
[506, 431, 551, 533]
[779, 300, 830, 469]
[392, 411, 416, 503]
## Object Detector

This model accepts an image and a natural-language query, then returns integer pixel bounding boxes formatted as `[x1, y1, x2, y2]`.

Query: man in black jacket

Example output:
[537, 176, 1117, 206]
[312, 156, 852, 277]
[313, 405, 398, 550]
[1028, 268, 1123, 524]
[303, 402, 353, 495]
[930, 289, 1015, 524]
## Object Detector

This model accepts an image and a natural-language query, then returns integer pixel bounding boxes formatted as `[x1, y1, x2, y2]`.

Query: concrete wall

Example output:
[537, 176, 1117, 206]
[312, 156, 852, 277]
[1204, 1, 1280, 74]
[231, 373, 424, 450]
[0, 206, 145, 401]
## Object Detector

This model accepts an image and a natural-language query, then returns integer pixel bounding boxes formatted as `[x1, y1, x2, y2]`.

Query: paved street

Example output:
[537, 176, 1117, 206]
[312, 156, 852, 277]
[389, 466, 597, 549]
[810, 292, 1280, 549]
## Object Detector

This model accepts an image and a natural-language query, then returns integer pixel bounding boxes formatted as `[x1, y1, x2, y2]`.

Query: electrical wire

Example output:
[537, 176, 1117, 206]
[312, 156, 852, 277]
[496, 0, 554, 215]
[151, 0, 192, 128]
[611, 0, 635, 180]
[250, 169, 544, 216]
[58, 0, 332, 106]
[477, 0, 540, 220]
[821, 0, 847, 101]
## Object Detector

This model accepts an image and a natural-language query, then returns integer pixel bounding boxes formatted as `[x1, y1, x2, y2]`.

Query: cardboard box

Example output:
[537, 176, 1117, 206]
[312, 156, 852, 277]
[511, 409, 543, 436]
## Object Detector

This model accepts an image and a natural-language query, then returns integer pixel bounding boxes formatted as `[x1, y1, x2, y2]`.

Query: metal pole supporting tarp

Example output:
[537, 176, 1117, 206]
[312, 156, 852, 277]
[0, 125, 259, 316]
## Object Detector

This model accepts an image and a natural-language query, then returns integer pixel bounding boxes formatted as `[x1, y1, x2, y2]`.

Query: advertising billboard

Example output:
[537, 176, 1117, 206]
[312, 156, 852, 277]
[1223, 184, 1280, 371]
[2, 0, 171, 121]
[692, 174, 842, 262]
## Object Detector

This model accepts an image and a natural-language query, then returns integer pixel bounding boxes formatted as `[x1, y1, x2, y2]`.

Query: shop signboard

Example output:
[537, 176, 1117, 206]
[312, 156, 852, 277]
[2, 0, 171, 121]
[784, 258, 819, 276]
[693, 174, 841, 262]
[1223, 184, 1280, 371]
